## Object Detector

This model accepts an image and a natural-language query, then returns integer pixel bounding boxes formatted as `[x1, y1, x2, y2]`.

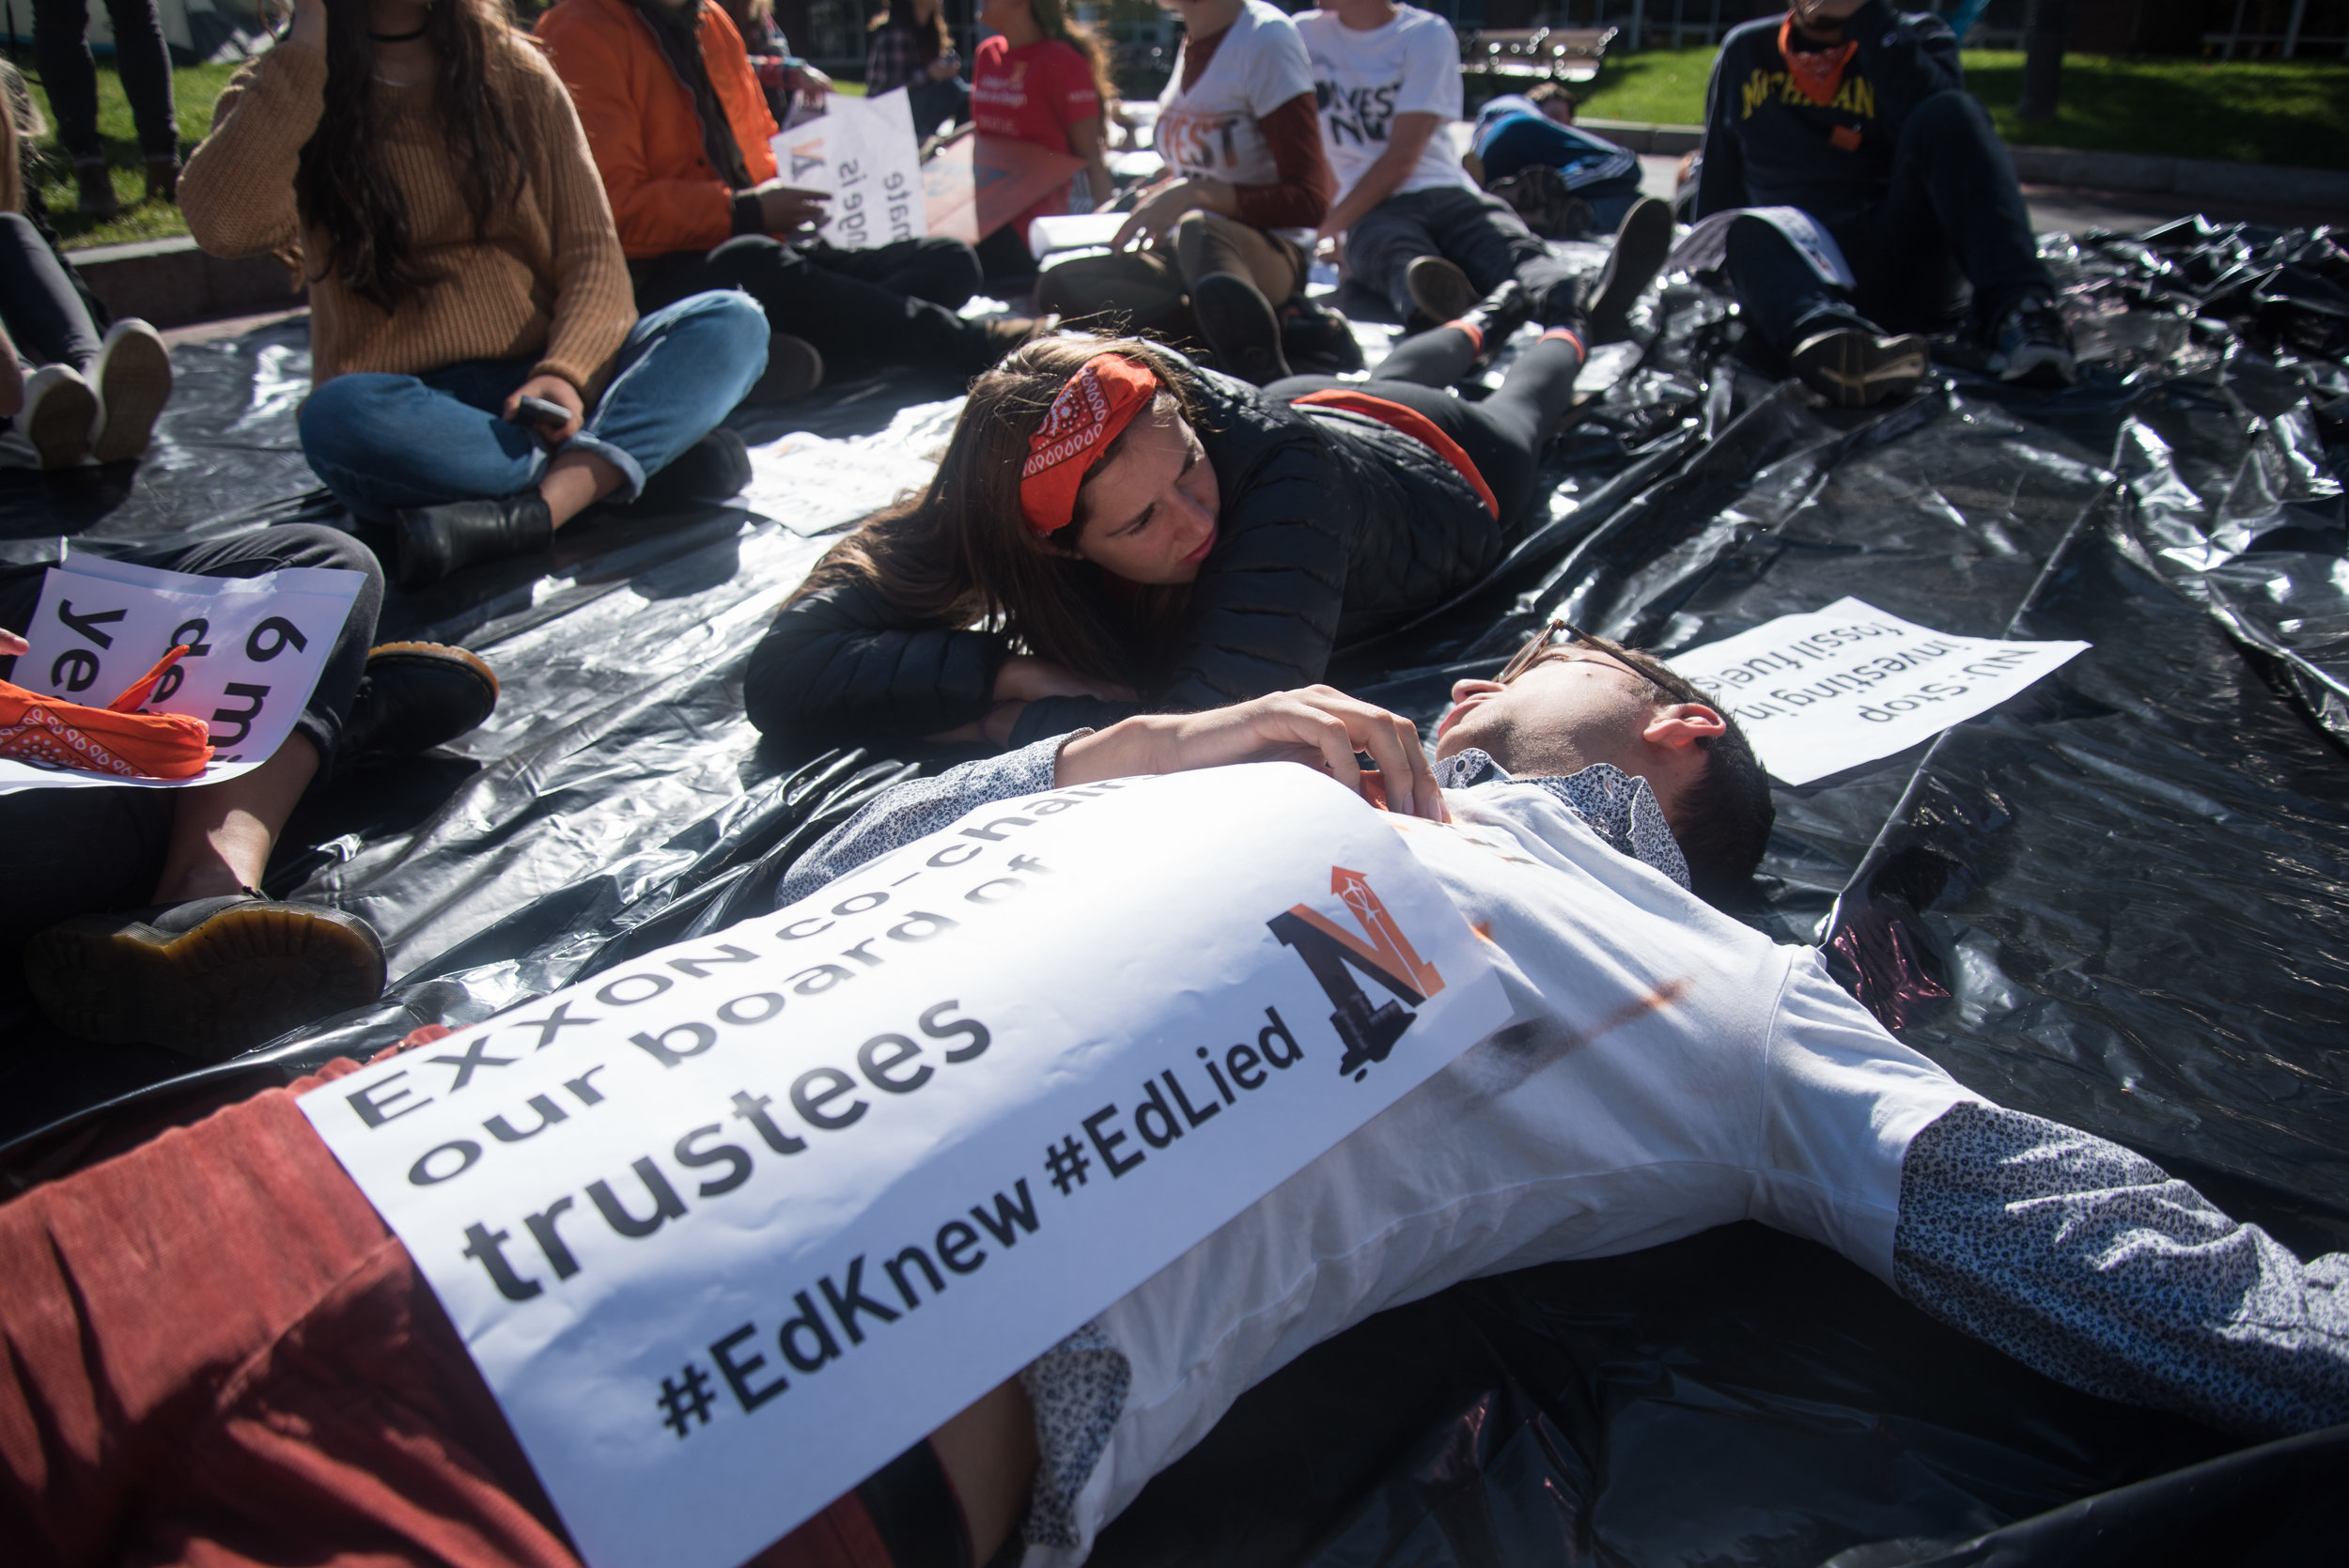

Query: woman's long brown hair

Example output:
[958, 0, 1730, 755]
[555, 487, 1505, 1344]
[788, 334, 1207, 689]
[868, 0, 952, 63]
[294, 0, 528, 314]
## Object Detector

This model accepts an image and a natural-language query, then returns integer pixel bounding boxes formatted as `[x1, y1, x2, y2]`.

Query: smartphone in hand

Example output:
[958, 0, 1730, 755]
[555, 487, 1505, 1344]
[511, 395, 573, 438]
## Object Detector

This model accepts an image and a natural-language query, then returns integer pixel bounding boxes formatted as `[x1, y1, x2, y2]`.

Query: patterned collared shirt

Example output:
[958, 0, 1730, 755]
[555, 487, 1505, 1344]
[1434, 748, 1693, 892]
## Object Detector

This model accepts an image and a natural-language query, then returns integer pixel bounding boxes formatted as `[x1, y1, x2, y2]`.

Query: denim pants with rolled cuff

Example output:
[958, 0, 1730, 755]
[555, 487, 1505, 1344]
[295, 290, 769, 525]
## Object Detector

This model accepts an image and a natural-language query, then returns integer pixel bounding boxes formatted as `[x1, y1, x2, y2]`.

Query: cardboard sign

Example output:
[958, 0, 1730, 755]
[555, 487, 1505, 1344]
[923, 131, 1084, 245]
[770, 87, 928, 250]
[1669, 207, 1857, 289]
[1667, 598, 2089, 785]
[2, 554, 364, 793]
[301, 764, 1511, 1568]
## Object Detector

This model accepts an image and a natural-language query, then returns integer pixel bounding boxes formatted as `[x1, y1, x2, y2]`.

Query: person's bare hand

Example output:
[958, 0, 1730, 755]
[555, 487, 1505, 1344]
[501, 374, 583, 443]
[789, 63, 832, 104]
[755, 182, 830, 236]
[0, 629, 27, 659]
[1055, 686, 1449, 822]
[1112, 179, 1202, 251]
[992, 654, 1137, 706]
[926, 55, 960, 82]
[288, 0, 327, 48]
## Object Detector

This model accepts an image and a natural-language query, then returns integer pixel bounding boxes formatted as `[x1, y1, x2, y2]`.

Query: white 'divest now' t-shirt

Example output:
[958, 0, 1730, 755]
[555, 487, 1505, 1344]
[1156, 0, 1318, 245]
[1298, 3, 1476, 209]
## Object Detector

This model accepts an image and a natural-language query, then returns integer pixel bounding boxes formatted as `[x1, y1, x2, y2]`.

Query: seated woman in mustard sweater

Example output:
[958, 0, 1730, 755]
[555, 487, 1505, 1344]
[182, 0, 769, 587]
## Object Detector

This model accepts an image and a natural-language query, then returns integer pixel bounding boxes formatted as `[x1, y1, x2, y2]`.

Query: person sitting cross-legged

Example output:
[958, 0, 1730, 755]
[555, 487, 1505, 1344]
[0, 525, 499, 1059]
[181, 0, 771, 589]
[536, 0, 1043, 398]
[1299, 0, 1672, 349]
[6, 669, 2347, 1565]
[1694, 0, 2077, 407]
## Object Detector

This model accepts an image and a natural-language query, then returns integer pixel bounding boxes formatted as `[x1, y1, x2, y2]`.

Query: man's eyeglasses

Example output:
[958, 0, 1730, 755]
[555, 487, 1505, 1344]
[1496, 615, 1617, 686]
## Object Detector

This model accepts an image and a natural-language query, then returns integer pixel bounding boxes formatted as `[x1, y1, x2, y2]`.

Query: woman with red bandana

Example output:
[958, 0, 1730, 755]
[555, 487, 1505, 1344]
[743, 305, 1596, 752]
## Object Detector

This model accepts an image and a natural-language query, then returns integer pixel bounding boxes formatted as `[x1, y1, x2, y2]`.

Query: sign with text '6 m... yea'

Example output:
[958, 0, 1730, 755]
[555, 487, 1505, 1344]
[301, 764, 1512, 1568]
[3, 554, 362, 793]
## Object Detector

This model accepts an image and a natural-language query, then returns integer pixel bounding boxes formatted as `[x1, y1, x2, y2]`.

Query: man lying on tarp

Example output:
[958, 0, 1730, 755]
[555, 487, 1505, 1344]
[5, 627, 2345, 1568]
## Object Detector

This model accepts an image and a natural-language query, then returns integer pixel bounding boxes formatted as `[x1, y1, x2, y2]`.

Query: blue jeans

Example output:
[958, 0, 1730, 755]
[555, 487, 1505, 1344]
[297, 290, 768, 523]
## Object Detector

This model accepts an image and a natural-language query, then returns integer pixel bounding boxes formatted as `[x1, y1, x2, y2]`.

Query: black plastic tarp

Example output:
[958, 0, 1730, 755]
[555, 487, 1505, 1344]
[3, 221, 2347, 1563]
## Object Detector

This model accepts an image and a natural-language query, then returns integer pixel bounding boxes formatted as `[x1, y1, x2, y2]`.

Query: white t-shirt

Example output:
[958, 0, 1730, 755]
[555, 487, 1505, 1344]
[1027, 780, 1981, 1564]
[1298, 3, 1477, 208]
[1156, 0, 1317, 241]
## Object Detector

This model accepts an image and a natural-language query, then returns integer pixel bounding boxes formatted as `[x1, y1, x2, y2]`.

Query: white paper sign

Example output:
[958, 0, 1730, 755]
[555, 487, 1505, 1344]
[1668, 206, 1857, 289]
[741, 396, 963, 536]
[1667, 598, 2089, 785]
[769, 87, 927, 250]
[2, 554, 365, 793]
[300, 764, 1512, 1568]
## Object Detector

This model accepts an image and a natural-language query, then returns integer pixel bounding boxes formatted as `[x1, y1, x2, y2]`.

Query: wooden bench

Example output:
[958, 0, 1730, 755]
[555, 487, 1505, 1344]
[1458, 25, 1619, 86]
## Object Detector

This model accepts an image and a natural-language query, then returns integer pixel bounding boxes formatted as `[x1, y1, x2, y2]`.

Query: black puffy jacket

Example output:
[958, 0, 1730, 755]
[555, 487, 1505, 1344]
[744, 365, 1514, 748]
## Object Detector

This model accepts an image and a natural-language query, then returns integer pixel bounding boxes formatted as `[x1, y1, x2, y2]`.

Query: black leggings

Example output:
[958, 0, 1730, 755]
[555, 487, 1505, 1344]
[0, 212, 102, 373]
[1266, 325, 1585, 532]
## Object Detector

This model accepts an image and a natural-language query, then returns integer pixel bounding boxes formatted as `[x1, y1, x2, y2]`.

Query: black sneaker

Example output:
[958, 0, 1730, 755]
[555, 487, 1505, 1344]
[337, 641, 500, 775]
[25, 893, 387, 1060]
[1991, 294, 2077, 388]
[746, 334, 824, 404]
[1190, 272, 1292, 385]
[1404, 255, 1480, 330]
[1789, 325, 1931, 409]
[1584, 195, 1674, 346]
[392, 491, 555, 589]
[1280, 296, 1364, 376]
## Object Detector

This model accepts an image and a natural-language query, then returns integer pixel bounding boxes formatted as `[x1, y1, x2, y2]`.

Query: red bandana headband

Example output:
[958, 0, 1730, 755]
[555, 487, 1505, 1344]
[1019, 352, 1161, 536]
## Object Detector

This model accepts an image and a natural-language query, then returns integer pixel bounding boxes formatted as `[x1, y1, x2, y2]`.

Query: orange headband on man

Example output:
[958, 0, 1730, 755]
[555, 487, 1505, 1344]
[1019, 352, 1161, 536]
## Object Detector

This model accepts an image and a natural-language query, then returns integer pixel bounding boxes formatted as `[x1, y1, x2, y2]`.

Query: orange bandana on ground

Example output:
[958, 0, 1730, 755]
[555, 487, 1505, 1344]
[0, 644, 213, 779]
[1020, 354, 1161, 536]
[1778, 18, 1859, 106]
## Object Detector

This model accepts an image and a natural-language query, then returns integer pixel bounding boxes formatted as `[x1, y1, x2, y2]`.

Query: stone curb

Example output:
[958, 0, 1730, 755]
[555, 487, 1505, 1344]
[60, 235, 303, 331]
[1578, 117, 2349, 211]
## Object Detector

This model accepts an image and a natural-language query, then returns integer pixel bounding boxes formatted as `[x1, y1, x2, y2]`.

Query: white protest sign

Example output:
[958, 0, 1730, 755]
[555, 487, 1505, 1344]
[2, 554, 364, 793]
[301, 764, 1512, 1568]
[1667, 598, 2089, 785]
[769, 87, 927, 250]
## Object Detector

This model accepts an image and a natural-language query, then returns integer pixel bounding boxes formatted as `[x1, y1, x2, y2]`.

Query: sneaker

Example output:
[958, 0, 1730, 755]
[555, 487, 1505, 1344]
[21, 365, 96, 470]
[336, 641, 501, 776]
[746, 334, 824, 404]
[1451, 277, 1533, 372]
[1991, 293, 2077, 388]
[1190, 272, 1292, 385]
[72, 158, 117, 217]
[1279, 296, 1364, 376]
[633, 426, 753, 510]
[1405, 255, 1479, 331]
[1583, 195, 1674, 346]
[91, 318, 173, 463]
[1789, 325, 1931, 409]
[24, 893, 387, 1060]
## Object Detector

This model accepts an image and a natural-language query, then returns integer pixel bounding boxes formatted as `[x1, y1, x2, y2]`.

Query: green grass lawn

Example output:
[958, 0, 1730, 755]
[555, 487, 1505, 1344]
[1565, 47, 2349, 171]
[28, 47, 2349, 251]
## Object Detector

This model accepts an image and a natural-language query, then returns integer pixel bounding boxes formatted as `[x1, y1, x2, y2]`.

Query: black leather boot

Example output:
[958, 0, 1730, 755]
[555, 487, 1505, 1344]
[391, 491, 554, 589]
[1455, 278, 1533, 370]
[633, 427, 753, 512]
[336, 642, 502, 776]
[1190, 272, 1293, 386]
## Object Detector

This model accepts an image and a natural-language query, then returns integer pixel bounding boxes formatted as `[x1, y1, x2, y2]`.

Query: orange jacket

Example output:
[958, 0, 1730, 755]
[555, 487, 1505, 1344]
[535, 0, 779, 259]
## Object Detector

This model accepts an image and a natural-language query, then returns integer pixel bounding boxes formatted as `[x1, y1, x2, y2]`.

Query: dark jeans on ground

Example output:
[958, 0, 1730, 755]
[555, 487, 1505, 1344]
[0, 211, 101, 373]
[33, 0, 177, 162]
[1345, 185, 1578, 324]
[0, 524, 383, 955]
[632, 234, 988, 379]
[1266, 325, 1585, 532]
[1722, 90, 2054, 354]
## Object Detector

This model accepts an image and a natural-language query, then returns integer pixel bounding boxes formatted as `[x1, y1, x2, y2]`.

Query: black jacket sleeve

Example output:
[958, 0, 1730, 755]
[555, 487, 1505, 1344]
[744, 580, 1008, 743]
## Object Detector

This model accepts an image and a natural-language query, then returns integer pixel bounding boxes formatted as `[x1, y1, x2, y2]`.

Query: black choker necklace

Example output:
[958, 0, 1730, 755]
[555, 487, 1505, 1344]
[369, 21, 428, 40]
